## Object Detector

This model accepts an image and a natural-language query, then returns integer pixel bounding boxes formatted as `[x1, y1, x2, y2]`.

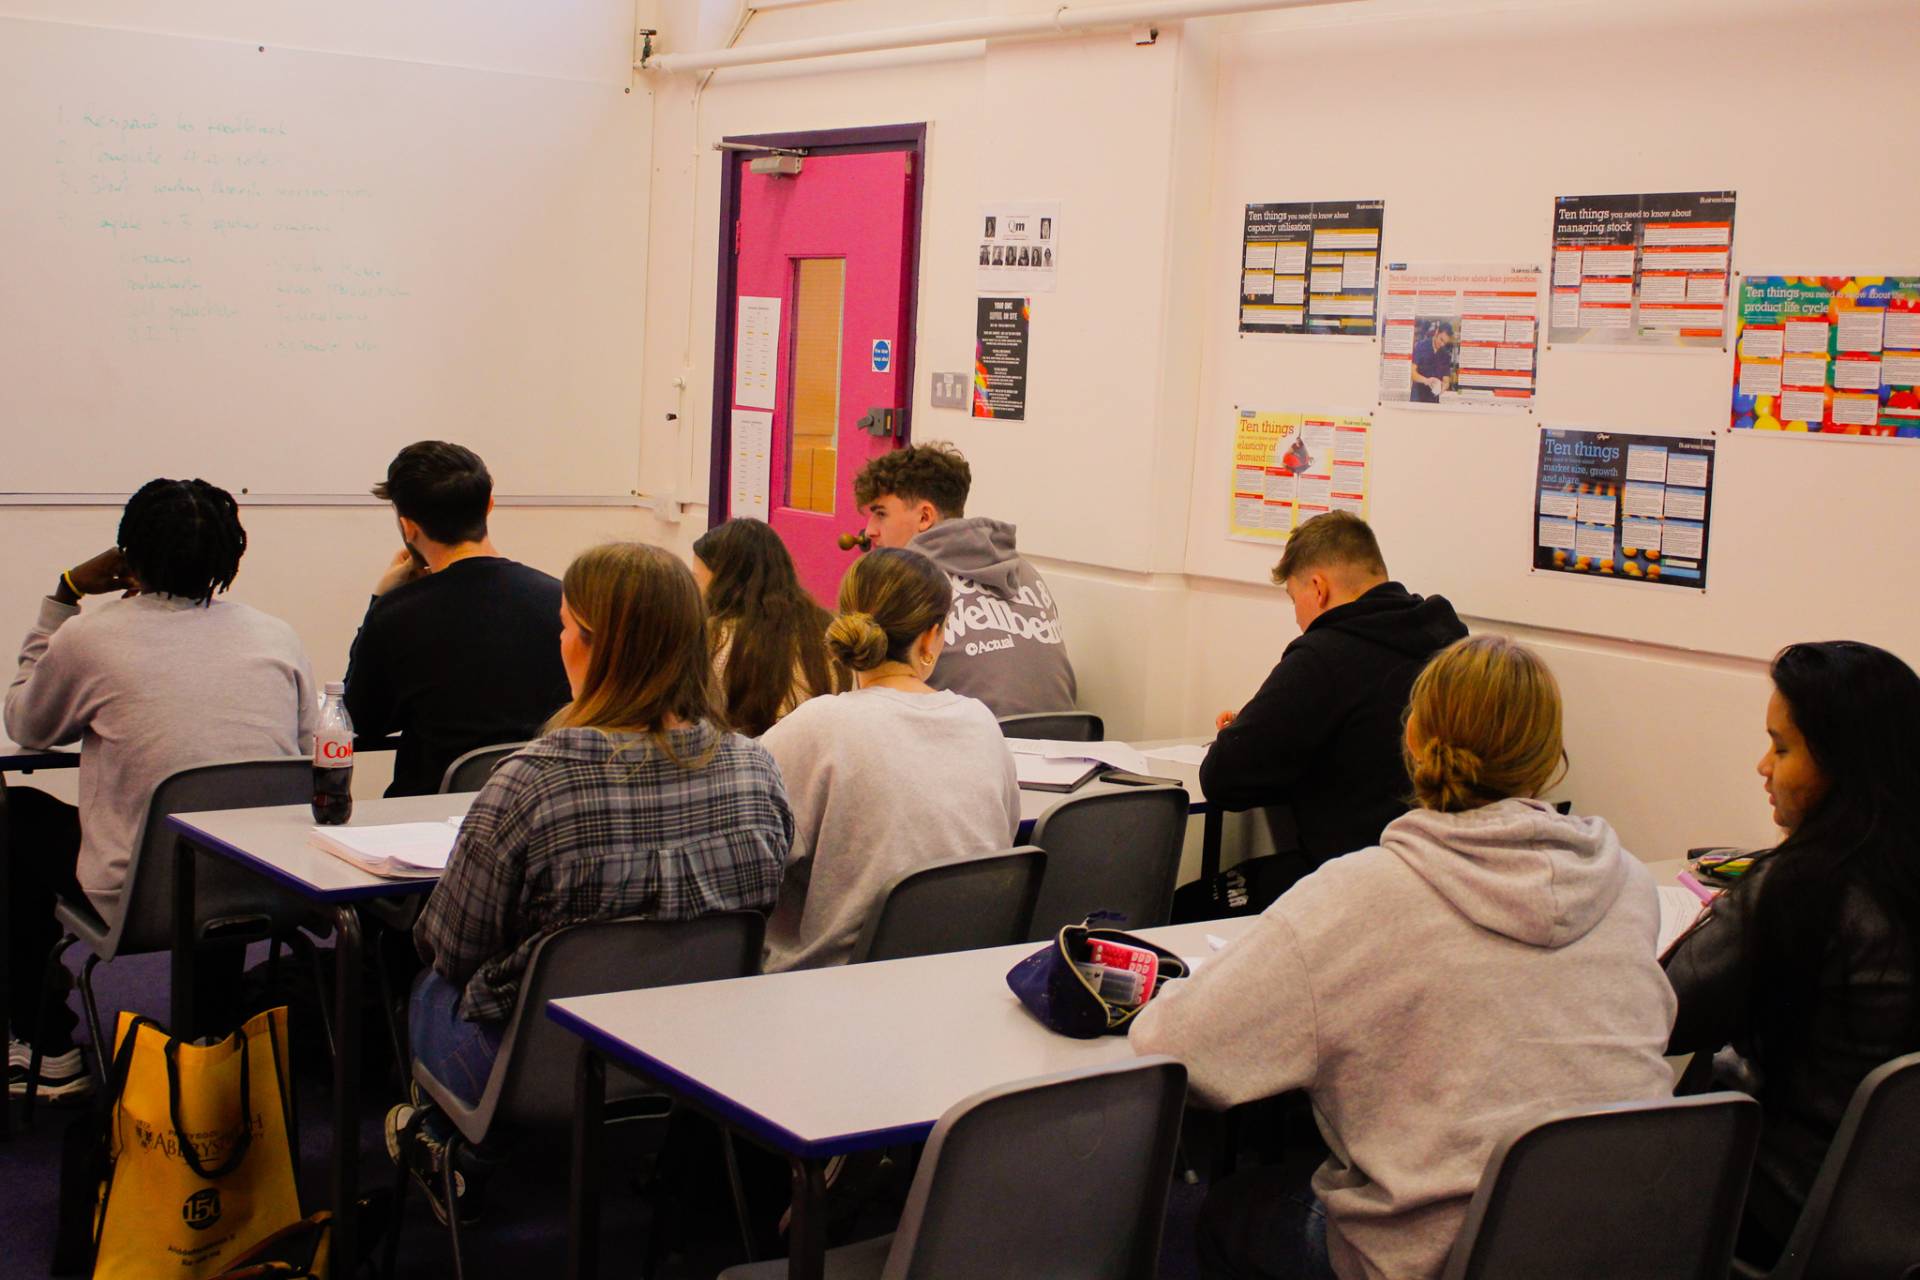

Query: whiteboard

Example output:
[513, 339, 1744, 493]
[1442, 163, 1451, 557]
[1186, 3, 1920, 667]
[0, 17, 647, 496]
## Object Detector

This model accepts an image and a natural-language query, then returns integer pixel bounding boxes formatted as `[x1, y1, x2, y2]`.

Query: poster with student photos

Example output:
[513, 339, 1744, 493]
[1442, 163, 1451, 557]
[977, 201, 1059, 294]
[1534, 428, 1716, 589]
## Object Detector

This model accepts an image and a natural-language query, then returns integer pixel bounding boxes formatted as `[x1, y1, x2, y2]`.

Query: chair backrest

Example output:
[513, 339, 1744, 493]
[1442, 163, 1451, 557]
[1026, 786, 1188, 941]
[1767, 1050, 1920, 1280]
[108, 757, 317, 959]
[850, 848, 1046, 965]
[471, 911, 765, 1139]
[439, 741, 529, 794]
[1441, 1092, 1761, 1280]
[997, 712, 1104, 743]
[881, 1056, 1187, 1280]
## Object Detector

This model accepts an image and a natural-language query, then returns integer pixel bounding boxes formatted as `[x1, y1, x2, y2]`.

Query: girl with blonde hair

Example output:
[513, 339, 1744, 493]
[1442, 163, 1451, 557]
[760, 548, 1019, 972]
[396, 542, 793, 1221]
[1135, 635, 1677, 1280]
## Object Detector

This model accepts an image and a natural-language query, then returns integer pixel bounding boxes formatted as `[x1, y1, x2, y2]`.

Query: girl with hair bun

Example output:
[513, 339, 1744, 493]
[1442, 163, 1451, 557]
[760, 548, 1020, 972]
[1135, 634, 1676, 1280]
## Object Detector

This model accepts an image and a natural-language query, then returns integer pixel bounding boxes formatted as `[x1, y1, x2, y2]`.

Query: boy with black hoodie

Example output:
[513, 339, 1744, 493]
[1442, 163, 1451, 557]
[1200, 511, 1465, 911]
[852, 443, 1077, 718]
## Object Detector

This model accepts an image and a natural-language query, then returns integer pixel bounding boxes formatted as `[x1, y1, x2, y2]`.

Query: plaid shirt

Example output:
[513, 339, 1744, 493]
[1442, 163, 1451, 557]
[415, 723, 793, 1023]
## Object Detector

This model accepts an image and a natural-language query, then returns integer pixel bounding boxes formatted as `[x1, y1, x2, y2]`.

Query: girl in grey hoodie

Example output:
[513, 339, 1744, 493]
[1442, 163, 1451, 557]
[1133, 635, 1677, 1280]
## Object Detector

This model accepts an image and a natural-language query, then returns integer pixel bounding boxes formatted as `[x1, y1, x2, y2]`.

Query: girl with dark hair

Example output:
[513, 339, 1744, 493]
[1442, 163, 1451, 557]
[759, 548, 1019, 972]
[1666, 640, 1920, 1267]
[691, 518, 842, 737]
[5, 479, 316, 1099]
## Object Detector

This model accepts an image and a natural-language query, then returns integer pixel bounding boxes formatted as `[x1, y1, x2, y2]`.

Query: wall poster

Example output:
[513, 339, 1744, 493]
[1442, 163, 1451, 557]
[1731, 275, 1920, 438]
[977, 202, 1059, 294]
[1229, 409, 1371, 544]
[1379, 263, 1545, 411]
[973, 297, 1029, 420]
[1534, 428, 1715, 588]
[1239, 200, 1385, 336]
[1549, 191, 1737, 347]
[728, 409, 772, 522]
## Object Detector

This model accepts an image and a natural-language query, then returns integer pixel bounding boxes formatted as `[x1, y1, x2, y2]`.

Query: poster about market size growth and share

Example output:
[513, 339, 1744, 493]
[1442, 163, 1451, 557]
[1731, 275, 1920, 438]
[1239, 201, 1384, 336]
[1229, 410, 1371, 544]
[1534, 429, 1715, 589]
[1549, 191, 1736, 347]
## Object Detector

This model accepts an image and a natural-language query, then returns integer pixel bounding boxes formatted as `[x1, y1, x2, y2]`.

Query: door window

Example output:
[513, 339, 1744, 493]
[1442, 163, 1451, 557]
[786, 257, 846, 515]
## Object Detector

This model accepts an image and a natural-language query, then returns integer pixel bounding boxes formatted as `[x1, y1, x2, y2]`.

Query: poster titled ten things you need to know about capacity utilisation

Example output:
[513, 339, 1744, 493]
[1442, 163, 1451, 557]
[1534, 429, 1716, 589]
[1239, 201, 1385, 336]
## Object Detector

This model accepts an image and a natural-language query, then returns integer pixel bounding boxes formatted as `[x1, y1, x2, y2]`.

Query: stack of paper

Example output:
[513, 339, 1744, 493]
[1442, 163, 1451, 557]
[1656, 882, 1713, 958]
[1005, 738, 1152, 775]
[309, 822, 459, 879]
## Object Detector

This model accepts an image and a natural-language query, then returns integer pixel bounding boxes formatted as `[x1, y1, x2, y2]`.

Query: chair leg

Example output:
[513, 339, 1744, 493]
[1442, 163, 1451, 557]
[369, 930, 409, 1092]
[443, 1132, 467, 1280]
[286, 930, 336, 1064]
[76, 955, 106, 1084]
[721, 1130, 758, 1263]
[25, 934, 79, 1122]
[383, 1126, 411, 1280]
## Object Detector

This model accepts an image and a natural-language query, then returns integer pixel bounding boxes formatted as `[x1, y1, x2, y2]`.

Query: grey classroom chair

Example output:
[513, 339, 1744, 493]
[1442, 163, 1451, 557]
[997, 711, 1104, 742]
[401, 911, 765, 1280]
[438, 740, 528, 794]
[721, 1056, 1188, 1280]
[1026, 785, 1189, 941]
[1732, 1051, 1920, 1280]
[27, 757, 318, 1108]
[848, 847, 1046, 965]
[1441, 1092, 1760, 1280]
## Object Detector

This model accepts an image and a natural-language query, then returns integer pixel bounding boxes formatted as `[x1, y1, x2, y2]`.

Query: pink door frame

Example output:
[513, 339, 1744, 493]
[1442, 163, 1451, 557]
[706, 123, 928, 527]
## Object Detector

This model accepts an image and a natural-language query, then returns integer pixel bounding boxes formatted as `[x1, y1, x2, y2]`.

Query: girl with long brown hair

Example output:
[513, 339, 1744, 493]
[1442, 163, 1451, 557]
[395, 542, 793, 1222]
[691, 518, 842, 736]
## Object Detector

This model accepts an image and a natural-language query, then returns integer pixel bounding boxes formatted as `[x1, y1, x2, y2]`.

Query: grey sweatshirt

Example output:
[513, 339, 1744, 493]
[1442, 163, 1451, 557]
[909, 518, 1077, 718]
[759, 687, 1020, 972]
[6, 595, 317, 906]
[1132, 798, 1678, 1280]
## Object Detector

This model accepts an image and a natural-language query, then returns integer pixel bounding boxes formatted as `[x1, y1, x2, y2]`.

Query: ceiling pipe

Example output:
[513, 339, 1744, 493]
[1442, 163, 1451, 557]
[637, 0, 1363, 73]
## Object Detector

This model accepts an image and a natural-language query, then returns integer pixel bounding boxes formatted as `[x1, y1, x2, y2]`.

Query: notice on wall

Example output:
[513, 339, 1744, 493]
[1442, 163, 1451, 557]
[1379, 263, 1545, 411]
[1229, 410, 1371, 544]
[978, 202, 1059, 294]
[729, 409, 773, 522]
[1534, 428, 1715, 589]
[733, 295, 781, 410]
[1239, 200, 1385, 336]
[1731, 275, 1920, 438]
[974, 297, 1030, 420]
[1549, 191, 1737, 347]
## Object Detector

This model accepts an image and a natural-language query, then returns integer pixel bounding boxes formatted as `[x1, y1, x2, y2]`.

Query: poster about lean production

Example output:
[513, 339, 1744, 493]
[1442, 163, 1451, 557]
[1534, 428, 1716, 589]
[1380, 263, 1544, 411]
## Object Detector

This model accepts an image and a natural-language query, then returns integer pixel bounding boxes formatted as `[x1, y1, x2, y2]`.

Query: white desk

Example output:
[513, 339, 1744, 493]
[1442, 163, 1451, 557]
[553, 915, 1259, 1280]
[1015, 738, 1210, 839]
[166, 791, 474, 1269]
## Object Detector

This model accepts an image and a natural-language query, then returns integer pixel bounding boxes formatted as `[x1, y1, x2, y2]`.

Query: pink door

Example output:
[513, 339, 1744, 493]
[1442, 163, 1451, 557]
[728, 148, 917, 606]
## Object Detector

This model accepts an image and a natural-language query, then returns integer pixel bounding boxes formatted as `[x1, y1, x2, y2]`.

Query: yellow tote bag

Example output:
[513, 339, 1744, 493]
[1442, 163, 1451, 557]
[92, 1007, 305, 1280]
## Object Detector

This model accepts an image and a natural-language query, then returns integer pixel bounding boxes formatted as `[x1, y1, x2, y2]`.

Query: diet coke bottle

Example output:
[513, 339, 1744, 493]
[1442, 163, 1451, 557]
[312, 681, 354, 825]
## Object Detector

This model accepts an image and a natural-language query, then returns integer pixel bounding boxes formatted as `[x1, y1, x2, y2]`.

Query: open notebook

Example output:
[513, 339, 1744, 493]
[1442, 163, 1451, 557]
[1657, 881, 1715, 958]
[309, 819, 460, 879]
[1006, 738, 1154, 793]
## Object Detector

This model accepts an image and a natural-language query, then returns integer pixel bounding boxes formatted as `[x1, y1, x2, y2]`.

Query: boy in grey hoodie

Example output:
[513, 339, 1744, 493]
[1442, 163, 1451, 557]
[1133, 637, 1677, 1280]
[854, 443, 1077, 718]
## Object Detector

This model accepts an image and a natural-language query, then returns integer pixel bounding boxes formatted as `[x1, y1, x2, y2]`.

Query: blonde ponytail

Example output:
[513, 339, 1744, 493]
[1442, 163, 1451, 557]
[1405, 635, 1564, 813]
[830, 548, 952, 673]
[826, 611, 891, 672]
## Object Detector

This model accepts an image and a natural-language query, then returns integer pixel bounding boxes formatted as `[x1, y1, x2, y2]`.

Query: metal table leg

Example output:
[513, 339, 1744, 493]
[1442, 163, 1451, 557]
[1200, 807, 1225, 884]
[330, 904, 364, 1275]
[785, 1156, 829, 1280]
[567, 1046, 607, 1280]
[170, 836, 199, 1037]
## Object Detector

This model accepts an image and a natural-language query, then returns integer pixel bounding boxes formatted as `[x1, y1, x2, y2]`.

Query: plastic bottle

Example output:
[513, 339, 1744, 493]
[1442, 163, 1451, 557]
[312, 681, 354, 825]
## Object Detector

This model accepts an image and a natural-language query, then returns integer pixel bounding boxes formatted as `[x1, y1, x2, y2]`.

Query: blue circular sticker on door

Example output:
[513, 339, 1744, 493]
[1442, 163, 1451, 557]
[871, 339, 892, 373]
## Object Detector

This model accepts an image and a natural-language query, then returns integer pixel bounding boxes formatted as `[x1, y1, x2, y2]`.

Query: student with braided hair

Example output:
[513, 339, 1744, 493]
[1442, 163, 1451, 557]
[1135, 635, 1676, 1280]
[5, 478, 316, 1099]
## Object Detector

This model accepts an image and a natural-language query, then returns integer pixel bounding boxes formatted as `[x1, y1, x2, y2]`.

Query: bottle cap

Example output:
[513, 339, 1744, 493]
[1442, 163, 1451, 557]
[324, 681, 345, 695]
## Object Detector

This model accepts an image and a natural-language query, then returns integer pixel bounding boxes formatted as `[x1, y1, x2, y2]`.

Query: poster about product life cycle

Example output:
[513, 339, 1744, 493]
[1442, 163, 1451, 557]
[1238, 200, 1385, 336]
[1379, 263, 1545, 412]
[1730, 275, 1920, 438]
[1534, 429, 1716, 589]
[1229, 410, 1371, 544]
[977, 202, 1059, 294]
[1549, 191, 1737, 347]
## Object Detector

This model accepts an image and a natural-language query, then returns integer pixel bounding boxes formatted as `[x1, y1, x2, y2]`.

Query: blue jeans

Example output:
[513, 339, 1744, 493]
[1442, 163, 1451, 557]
[1197, 1165, 1337, 1280]
[408, 969, 503, 1111]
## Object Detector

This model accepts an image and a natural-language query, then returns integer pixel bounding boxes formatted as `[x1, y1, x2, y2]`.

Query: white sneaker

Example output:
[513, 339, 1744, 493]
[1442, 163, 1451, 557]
[6, 1043, 92, 1101]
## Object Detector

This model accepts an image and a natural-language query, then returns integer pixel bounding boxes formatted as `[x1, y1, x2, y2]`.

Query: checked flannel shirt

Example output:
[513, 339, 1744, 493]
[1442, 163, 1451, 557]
[415, 722, 793, 1023]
